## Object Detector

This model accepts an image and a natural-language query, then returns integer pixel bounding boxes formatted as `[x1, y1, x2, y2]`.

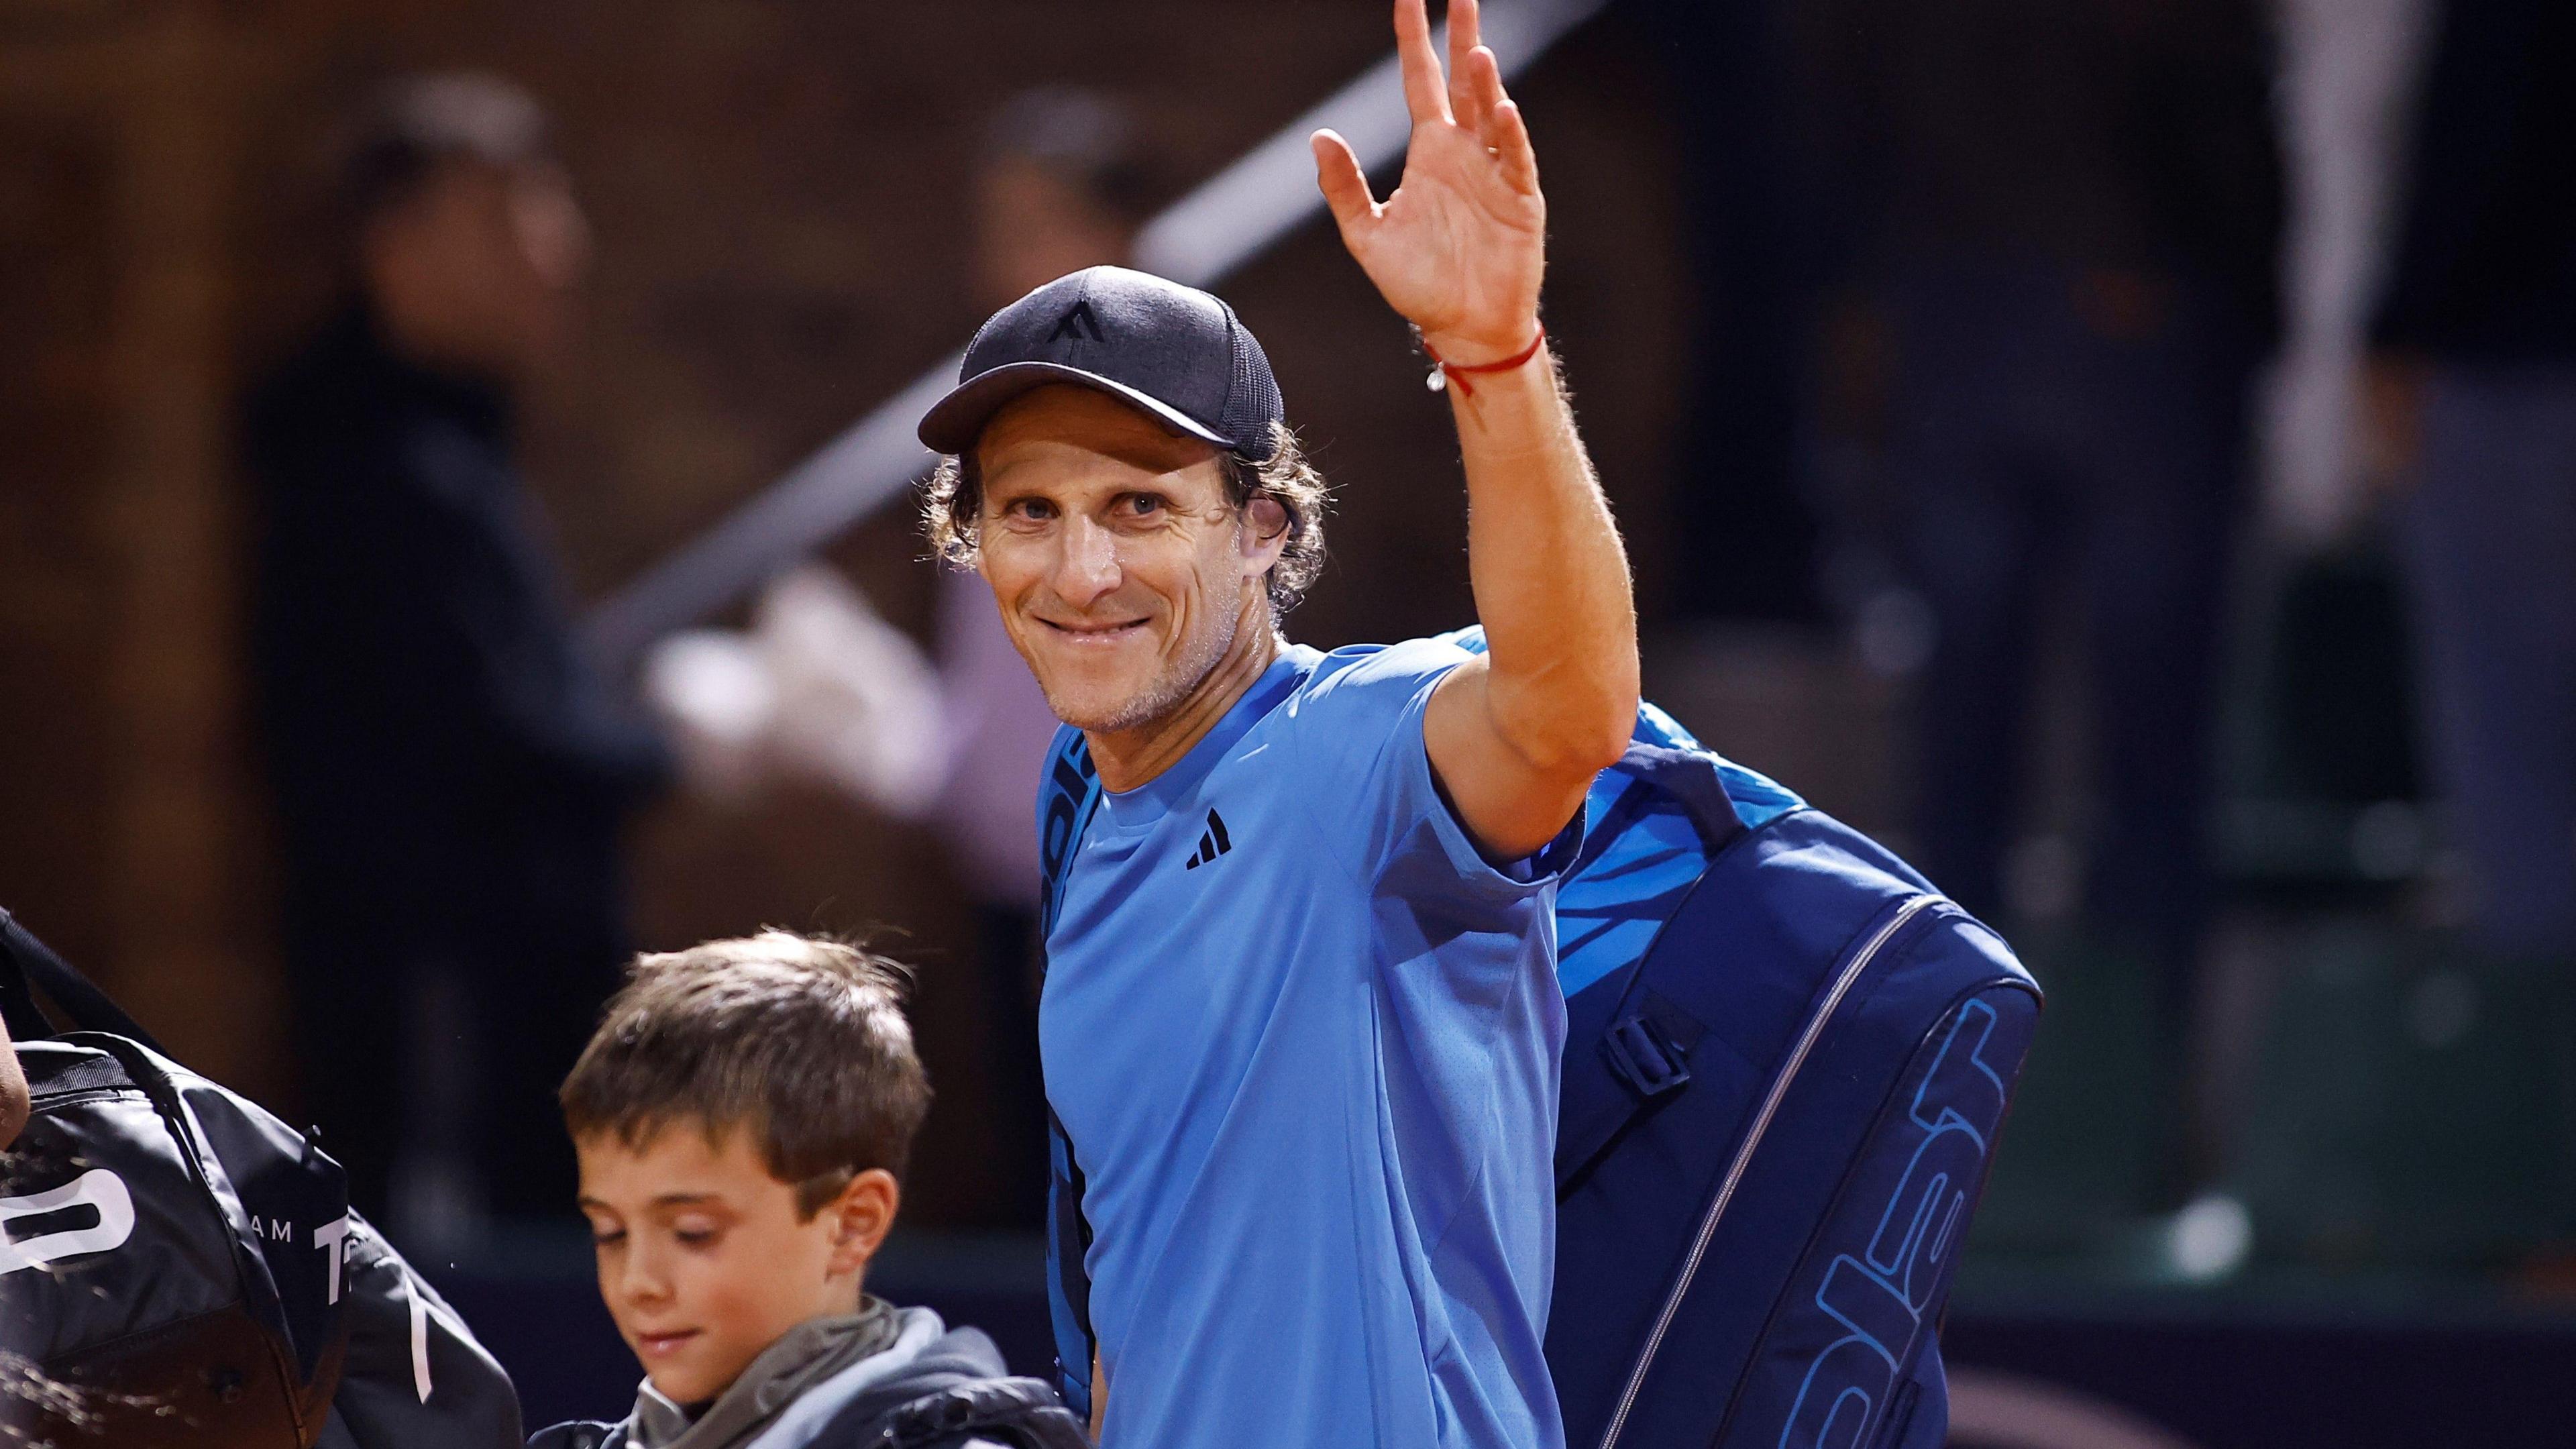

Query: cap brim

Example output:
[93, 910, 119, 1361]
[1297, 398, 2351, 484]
[916, 362, 1234, 456]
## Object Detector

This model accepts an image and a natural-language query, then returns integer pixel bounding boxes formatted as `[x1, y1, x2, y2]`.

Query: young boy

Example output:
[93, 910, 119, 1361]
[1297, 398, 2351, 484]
[529, 931, 1088, 1449]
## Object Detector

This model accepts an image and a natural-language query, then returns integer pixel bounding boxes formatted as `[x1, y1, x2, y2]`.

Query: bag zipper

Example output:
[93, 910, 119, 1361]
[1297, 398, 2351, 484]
[1595, 893, 1938, 1449]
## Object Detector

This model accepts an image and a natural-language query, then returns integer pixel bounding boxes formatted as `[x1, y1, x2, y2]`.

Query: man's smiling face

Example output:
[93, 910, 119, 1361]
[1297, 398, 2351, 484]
[973, 385, 1276, 733]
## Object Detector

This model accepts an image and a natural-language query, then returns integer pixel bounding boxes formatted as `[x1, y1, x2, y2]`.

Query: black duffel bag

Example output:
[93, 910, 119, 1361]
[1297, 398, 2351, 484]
[0, 908, 521, 1448]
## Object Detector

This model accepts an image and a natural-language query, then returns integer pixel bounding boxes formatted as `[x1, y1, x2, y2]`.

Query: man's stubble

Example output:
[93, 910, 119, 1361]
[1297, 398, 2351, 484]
[1039, 555, 1248, 737]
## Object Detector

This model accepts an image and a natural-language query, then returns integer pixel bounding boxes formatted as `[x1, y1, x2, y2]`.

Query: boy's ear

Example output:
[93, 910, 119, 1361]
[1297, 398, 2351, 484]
[824, 1168, 900, 1277]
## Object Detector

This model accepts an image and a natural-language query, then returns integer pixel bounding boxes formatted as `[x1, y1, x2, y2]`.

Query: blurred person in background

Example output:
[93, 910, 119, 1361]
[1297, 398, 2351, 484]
[939, 87, 1158, 1226]
[1654, 0, 1823, 625]
[1813, 0, 2282, 1203]
[2368, 0, 2576, 974]
[629, 91, 1157, 1228]
[2365, 0, 2576, 1241]
[628, 90, 1154, 1222]
[244, 73, 670, 1240]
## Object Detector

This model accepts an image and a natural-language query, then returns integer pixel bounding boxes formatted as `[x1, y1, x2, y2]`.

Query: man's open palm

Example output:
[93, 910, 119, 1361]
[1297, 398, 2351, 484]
[1314, 0, 1546, 361]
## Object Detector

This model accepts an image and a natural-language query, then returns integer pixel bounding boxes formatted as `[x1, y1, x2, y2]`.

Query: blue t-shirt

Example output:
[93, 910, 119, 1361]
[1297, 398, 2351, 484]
[1040, 638, 1574, 1449]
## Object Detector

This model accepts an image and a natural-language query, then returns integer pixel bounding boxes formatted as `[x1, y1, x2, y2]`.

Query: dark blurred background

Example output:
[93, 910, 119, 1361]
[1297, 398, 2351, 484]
[5, 0, 2572, 1442]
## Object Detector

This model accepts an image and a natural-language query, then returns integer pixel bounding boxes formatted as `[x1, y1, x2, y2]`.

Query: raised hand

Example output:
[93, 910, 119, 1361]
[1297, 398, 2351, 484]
[1312, 0, 1546, 365]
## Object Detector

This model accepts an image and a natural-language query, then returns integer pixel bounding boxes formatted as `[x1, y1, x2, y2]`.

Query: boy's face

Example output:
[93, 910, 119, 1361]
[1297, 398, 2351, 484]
[576, 1123, 897, 1405]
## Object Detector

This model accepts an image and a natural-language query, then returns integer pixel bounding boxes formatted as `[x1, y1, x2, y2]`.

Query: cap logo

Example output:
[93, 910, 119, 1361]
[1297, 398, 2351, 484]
[1046, 300, 1104, 345]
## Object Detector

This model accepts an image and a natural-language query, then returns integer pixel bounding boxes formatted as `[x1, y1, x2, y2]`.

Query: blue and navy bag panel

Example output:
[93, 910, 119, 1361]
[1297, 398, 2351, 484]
[1556, 698, 1805, 998]
[1436, 625, 1805, 1001]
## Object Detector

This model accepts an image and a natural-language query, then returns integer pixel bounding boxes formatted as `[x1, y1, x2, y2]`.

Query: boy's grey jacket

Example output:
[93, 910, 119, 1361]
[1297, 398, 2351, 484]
[527, 1307, 1088, 1449]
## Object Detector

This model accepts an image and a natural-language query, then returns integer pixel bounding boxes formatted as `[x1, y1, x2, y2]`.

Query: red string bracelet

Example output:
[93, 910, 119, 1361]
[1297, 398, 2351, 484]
[1421, 325, 1547, 398]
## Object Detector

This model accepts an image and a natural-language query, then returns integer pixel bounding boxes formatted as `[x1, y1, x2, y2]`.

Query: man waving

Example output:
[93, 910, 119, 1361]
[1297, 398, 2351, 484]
[916, 1, 1635, 1443]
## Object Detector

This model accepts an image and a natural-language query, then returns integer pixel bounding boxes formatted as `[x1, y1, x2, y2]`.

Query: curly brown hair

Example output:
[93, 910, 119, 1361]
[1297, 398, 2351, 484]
[921, 419, 1330, 614]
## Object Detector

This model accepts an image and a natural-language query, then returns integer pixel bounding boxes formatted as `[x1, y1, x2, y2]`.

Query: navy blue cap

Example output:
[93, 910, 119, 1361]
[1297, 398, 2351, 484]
[918, 266, 1286, 462]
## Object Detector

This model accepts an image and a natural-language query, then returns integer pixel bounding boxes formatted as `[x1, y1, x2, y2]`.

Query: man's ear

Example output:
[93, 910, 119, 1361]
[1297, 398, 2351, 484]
[1238, 496, 1291, 578]
[824, 1169, 900, 1277]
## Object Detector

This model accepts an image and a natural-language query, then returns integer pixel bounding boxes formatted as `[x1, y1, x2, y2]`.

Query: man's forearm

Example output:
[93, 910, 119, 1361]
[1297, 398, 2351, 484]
[1448, 343, 1638, 773]
[1313, 0, 1634, 836]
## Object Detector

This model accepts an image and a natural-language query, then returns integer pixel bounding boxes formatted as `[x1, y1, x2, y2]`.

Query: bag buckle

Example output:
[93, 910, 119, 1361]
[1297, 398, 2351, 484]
[1603, 1014, 1691, 1099]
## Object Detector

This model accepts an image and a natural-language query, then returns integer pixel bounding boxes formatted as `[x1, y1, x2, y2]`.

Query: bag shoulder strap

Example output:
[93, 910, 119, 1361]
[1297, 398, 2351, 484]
[1036, 728, 1104, 941]
[529, 1421, 627, 1449]
[1032, 727, 1106, 1417]
[1, 908, 162, 1051]
[1607, 743, 1750, 855]
[877, 1377, 1091, 1449]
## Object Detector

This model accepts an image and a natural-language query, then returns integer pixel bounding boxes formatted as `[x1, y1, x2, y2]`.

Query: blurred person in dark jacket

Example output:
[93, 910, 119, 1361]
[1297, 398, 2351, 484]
[244, 73, 669, 1236]
[941, 87, 1159, 1226]
[936, 87, 1157, 940]
[1813, 0, 2283, 1201]
[1656, 0, 1824, 625]
[2369, 0, 2576, 969]
[631, 91, 1155, 1229]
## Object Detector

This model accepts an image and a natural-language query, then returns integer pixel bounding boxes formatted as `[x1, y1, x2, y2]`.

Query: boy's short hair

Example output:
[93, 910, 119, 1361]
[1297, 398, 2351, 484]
[560, 931, 932, 1216]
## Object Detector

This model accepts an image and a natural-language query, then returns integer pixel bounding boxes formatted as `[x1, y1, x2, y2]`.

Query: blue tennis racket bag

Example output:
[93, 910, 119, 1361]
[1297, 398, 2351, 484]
[1543, 694, 2041, 1449]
